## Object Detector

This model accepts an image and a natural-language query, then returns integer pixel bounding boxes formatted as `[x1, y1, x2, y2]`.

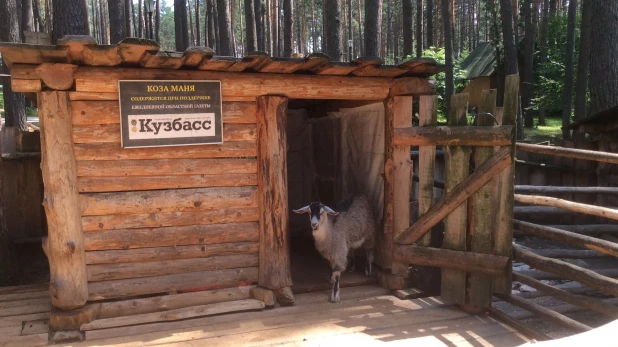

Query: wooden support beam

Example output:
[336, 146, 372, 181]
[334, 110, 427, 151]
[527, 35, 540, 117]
[514, 220, 618, 258]
[515, 268, 618, 281]
[392, 244, 509, 277]
[517, 142, 618, 165]
[393, 125, 512, 147]
[494, 293, 591, 333]
[416, 95, 438, 248]
[513, 245, 618, 297]
[515, 194, 618, 221]
[514, 206, 571, 215]
[11, 78, 42, 92]
[88, 267, 258, 300]
[517, 247, 607, 259]
[13, 64, 432, 100]
[441, 93, 471, 305]
[394, 146, 512, 245]
[35, 63, 77, 90]
[512, 273, 618, 319]
[468, 89, 497, 309]
[97, 286, 253, 319]
[256, 96, 294, 305]
[488, 307, 550, 341]
[515, 185, 618, 195]
[493, 75, 518, 294]
[82, 299, 264, 331]
[391, 96, 413, 276]
[39, 92, 88, 311]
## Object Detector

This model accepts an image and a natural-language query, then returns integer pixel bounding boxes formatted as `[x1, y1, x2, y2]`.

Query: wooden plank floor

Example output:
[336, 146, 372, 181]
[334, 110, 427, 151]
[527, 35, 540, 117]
[0, 284, 529, 347]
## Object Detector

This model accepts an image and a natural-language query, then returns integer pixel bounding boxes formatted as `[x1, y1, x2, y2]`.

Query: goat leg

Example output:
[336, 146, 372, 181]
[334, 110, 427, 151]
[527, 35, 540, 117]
[365, 248, 374, 276]
[330, 265, 343, 303]
[348, 253, 356, 273]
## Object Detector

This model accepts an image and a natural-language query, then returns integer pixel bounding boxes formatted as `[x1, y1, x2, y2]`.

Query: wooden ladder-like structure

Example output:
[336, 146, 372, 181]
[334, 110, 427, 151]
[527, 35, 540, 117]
[387, 75, 520, 311]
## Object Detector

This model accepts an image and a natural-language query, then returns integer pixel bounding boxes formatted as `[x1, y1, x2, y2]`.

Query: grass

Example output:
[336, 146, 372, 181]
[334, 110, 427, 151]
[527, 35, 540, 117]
[522, 117, 563, 144]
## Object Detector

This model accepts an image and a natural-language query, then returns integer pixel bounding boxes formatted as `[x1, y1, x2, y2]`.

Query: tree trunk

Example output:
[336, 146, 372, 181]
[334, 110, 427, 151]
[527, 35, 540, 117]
[589, 1, 618, 116]
[124, 0, 132, 37]
[325, 0, 341, 60]
[245, 0, 257, 52]
[364, 0, 382, 58]
[195, 0, 201, 45]
[522, 0, 536, 128]
[573, 0, 591, 128]
[188, 0, 195, 45]
[213, 0, 220, 50]
[499, 0, 518, 75]
[155, 0, 160, 42]
[426, 0, 433, 47]
[52, 0, 89, 43]
[108, 0, 126, 43]
[357, 0, 363, 56]
[207, 0, 215, 48]
[138, 0, 143, 37]
[22, 0, 33, 33]
[230, 0, 237, 56]
[175, 0, 190, 51]
[347, 0, 353, 60]
[442, 0, 453, 109]
[536, 0, 549, 125]
[32, 0, 42, 31]
[283, 0, 293, 56]
[386, 0, 392, 61]
[217, 0, 234, 55]
[254, 0, 262, 50]
[271, 0, 278, 55]
[560, 0, 577, 139]
[416, 0, 422, 56]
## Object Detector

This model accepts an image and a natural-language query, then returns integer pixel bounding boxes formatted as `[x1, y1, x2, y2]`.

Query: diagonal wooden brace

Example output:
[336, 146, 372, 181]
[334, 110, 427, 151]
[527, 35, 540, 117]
[394, 146, 512, 245]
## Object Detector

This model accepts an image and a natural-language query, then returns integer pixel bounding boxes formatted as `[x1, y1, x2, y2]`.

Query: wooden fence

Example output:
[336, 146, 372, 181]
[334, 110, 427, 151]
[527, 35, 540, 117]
[389, 74, 519, 311]
[492, 143, 618, 338]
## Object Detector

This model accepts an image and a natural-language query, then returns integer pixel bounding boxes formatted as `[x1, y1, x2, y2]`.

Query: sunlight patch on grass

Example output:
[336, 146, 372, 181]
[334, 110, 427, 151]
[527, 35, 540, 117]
[523, 117, 563, 144]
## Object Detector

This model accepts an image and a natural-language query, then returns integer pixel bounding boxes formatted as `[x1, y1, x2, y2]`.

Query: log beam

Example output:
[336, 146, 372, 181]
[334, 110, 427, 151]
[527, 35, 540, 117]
[513, 245, 618, 297]
[514, 194, 618, 221]
[515, 185, 618, 195]
[394, 146, 512, 245]
[513, 273, 618, 319]
[392, 244, 509, 277]
[393, 125, 512, 146]
[39, 92, 88, 310]
[391, 96, 413, 276]
[517, 142, 618, 165]
[35, 63, 77, 90]
[256, 96, 293, 304]
[494, 293, 591, 333]
[514, 220, 618, 258]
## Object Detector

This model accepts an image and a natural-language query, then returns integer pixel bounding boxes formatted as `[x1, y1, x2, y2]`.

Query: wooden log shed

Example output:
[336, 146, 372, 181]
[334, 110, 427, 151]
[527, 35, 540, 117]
[0, 37, 459, 334]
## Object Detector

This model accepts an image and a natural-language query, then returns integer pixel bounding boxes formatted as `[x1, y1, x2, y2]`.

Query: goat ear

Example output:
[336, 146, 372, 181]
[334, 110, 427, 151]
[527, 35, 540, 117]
[293, 205, 310, 214]
[324, 206, 339, 216]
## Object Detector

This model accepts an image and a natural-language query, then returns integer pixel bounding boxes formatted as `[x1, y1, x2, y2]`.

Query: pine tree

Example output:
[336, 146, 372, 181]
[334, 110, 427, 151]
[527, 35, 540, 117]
[217, 0, 234, 55]
[108, 0, 126, 43]
[364, 0, 382, 58]
[175, 0, 190, 50]
[589, 1, 618, 116]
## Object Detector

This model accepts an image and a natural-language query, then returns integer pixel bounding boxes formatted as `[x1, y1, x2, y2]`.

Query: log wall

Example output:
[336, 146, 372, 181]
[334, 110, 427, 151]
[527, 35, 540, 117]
[68, 97, 260, 301]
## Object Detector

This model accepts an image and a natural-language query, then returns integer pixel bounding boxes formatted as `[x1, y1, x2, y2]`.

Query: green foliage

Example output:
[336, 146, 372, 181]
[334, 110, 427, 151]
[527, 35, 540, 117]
[532, 14, 581, 114]
[405, 48, 470, 119]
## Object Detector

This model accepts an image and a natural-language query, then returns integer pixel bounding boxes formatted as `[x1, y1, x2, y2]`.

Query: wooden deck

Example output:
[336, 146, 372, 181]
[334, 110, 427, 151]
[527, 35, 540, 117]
[0, 284, 529, 347]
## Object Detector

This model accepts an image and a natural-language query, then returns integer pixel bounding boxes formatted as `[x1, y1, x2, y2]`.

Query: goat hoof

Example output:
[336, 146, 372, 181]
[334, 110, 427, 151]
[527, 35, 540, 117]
[365, 269, 370, 276]
[329, 293, 340, 303]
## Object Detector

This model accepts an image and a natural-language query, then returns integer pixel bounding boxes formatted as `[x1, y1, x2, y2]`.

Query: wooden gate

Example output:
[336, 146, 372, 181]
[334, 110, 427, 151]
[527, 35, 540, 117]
[387, 75, 520, 310]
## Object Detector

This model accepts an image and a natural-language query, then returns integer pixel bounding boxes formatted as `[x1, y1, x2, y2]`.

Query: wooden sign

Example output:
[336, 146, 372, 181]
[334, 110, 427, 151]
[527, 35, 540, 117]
[118, 80, 223, 148]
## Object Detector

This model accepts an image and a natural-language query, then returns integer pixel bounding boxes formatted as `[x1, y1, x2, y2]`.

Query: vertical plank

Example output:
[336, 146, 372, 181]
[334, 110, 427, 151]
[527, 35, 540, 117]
[39, 92, 88, 310]
[256, 96, 294, 305]
[381, 98, 395, 271]
[417, 95, 438, 247]
[391, 96, 413, 276]
[493, 75, 519, 294]
[441, 93, 470, 304]
[468, 89, 497, 309]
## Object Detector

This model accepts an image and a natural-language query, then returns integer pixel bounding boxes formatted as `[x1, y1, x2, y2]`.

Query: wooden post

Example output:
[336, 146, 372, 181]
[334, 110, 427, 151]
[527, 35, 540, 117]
[39, 92, 88, 310]
[493, 74, 518, 294]
[441, 93, 470, 305]
[256, 95, 294, 305]
[391, 96, 413, 278]
[467, 89, 497, 310]
[417, 95, 437, 247]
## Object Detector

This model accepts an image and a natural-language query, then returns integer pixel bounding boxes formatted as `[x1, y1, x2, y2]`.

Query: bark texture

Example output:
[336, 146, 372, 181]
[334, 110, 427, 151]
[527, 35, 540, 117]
[217, 0, 234, 55]
[283, 0, 293, 56]
[589, 1, 618, 116]
[245, 0, 257, 52]
[1, 0, 27, 131]
[52, 0, 89, 43]
[402, 0, 413, 57]
[364, 0, 382, 58]
[560, 0, 577, 139]
[174, 0, 190, 51]
[108, 0, 126, 43]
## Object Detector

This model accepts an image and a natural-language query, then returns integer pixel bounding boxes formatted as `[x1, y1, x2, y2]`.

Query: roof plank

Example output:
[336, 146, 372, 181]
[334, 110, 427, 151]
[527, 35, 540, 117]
[118, 38, 159, 65]
[82, 45, 122, 67]
[140, 51, 186, 69]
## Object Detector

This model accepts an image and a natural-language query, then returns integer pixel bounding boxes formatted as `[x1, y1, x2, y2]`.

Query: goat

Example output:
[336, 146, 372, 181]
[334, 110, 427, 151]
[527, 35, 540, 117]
[294, 194, 376, 303]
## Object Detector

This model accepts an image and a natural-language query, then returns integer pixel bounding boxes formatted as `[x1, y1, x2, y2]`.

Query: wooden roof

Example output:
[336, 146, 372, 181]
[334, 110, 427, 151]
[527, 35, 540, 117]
[0, 36, 448, 79]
